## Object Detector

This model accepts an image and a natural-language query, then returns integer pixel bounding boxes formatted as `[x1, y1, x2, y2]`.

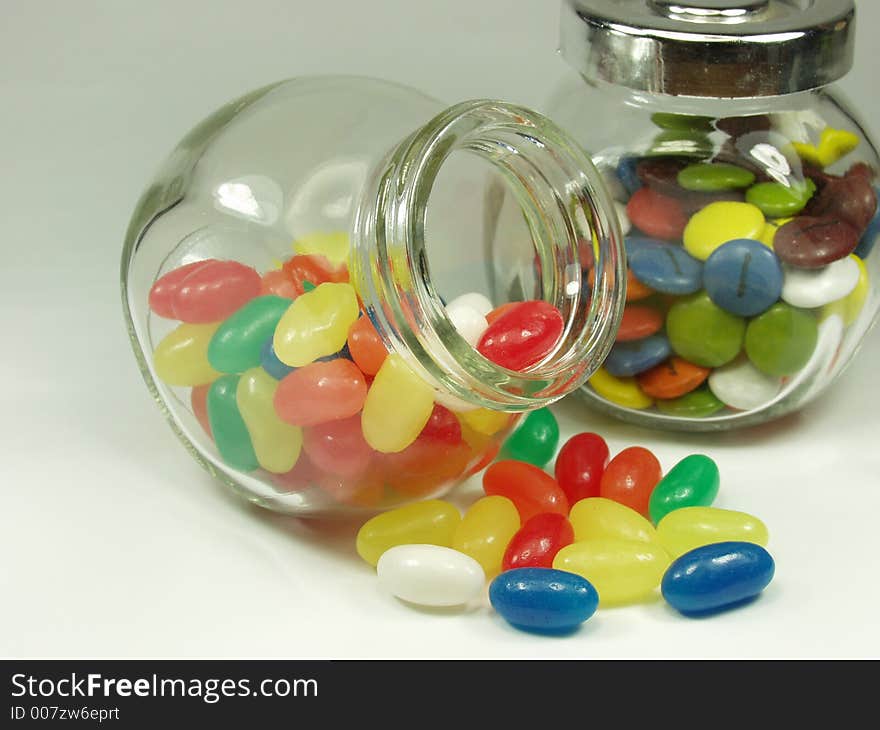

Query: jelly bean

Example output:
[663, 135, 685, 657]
[377, 545, 484, 607]
[702, 238, 783, 317]
[271, 451, 321, 493]
[569, 497, 657, 544]
[636, 357, 710, 400]
[626, 268, 655, 302]
[588, 368, 654, 410]
[501, 513, 574, 571]
[553, 539, 670, 606]
[677, 163, 755, 192]
[603, 334, 672, 377]
[347, 315, 387, 376]
[302, 281, 316, 292]
[153, 322, 222, 386]
[259, 337, 295, 380]
[420, 404, 462, 445]
[773, 216, 860, 268]
[484, 302, 519, 326]
[822, 255, 869, 326]
[273, 359, 367, 427]
[648, 454, 719, 524]
[291, 231, 350, 267]
[599, 446, 662, 517]
[445, 298, 489, 346]
[149, 259, 261, 323]
[303, 415, 373, 479]
[657, 507, 769, 558]
[744, 303, 818, 376]
[483, 460, 569, 522]
[260, 268, 298, 299]
[656, 386, 725, 418]
[489, 568, 598, 634]
[476, 300, 564, 371]
[460, 407, 510, 436]
[355, 499, 461, 566]
[745, 181, 814, 217]
[616, 305, 664, 342]
[662, 542, 775, 614]
[447, 292, 493, 317]
[629, 243, 703, 295]
[791, 127, 859, 168]
[666, 292, 746, 368]
[236, 367, 303, 473]
[626, 187, 688, 241]
[206, 374, 258, 472]
[320, 471, 386, 508]
[759, 217, 793, 248]
[781, 256, 860, 309]
[382, 442, 471, 499]
[683, 202, 765, 261]
[500, 408, 559, 467]
[452, 496, 521, 575]
[554, 432, 609, 504]
[274, 282, 360, 366]
[208, 295, 291, 373]
[315, 342, 352, 363]
[707, 356, 781, 410]
[190, 384, 212, 438]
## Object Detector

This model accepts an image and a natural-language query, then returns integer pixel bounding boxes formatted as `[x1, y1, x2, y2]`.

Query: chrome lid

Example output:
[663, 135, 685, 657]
[559, 0, 855, 97]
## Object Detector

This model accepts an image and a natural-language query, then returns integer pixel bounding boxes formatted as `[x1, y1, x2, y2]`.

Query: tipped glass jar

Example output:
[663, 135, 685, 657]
[540, 0, 880, 429]
[122, 76, 625, 515]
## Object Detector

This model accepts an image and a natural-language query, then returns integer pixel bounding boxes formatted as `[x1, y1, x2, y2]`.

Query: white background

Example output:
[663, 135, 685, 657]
[2, 0, 879, 658]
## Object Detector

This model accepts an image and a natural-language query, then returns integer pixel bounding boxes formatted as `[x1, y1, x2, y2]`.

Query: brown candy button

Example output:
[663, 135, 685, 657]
[774, 216, 861, 269]
[805, 172, 878, 235]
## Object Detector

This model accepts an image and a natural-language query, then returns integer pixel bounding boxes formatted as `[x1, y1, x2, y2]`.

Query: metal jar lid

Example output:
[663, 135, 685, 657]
[559, 0, 855, 97]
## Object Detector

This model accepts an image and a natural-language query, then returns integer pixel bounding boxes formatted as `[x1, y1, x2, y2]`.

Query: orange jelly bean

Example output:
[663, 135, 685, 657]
[599, 446, 662, 518]
[260, 269, 299, 299]
[190, 384, 213, 438]
[485, 302, 519, 326]
[282, 253, 349, 296]
[483, 460, 569, 521]
[347, 316, 388, 376]
[273, 359, 367, 426]
[636, 357, 711, 399]
[616, 305, 664, 342]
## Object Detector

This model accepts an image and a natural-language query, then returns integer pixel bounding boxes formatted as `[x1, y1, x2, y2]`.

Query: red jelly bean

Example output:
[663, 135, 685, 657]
[149, 260, 213, 318]
[599, 446, 662, 517]
[274, 359, 367, 427]
[260, 269, 299, 299]
[190, 384, 213, 438]
[282, 254, 349, 296]
[502, 513, 575, 570]
[616, 305, 664, 342]
[303, 415, 373, 479]
[477, 301, 564, 371]
[554, 432, 610, 504]
[483, 460, 569, 521]
[347, 315, 388, 376]
[626, 187, 688, 241]
[158, 259, 262, 323]
[419, 404, 462, 445]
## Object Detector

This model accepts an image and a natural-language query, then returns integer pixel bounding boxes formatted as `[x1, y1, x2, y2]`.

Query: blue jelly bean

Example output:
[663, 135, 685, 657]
[703, 238, 783, 317]
[316, 342, 353, 363]
[603, 334, 672, 377]
[661, 541, 775, 615]
[260, 336, 295, 380]
[617, 157, 642, 196]
[489, 568, 599, 634]
[629, 242, 704, 295]
[854, 187, 880, 259]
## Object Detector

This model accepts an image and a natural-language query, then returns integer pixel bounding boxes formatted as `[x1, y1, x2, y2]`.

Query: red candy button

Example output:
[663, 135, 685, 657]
[626, 187, 688, 241]
[616, 305, 664, 342]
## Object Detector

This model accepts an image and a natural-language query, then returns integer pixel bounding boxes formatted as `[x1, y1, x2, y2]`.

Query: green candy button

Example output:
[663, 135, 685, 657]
[745, 303, 819, 376]
[678, 163, 756, 192]
[656, 387, 725, 419]
[667, 292, 746, 368]
[745, 179, 816, 218]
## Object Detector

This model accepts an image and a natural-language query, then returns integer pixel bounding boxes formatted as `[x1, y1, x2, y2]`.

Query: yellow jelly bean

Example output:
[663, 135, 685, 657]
[361, 354, 435, 453]
[273, 282, 359, 367]
[759, 217, 793, 248]
[569, 498, 657, 544]
[356, 499, 461, 566]
[293, 231, 350, 266]
[792, 127, 860, 168]
[589, 367, 653, 409]
[153, 322, 222, 386]
[822, 255, 869, 326]
[460, 408, 510, 436]
[236, 367, 303, 473]
[553, 539, 671, 606]
[683, 202, 765, 261]
[452, 496, 521, 576]
[656, 506, 769, 559]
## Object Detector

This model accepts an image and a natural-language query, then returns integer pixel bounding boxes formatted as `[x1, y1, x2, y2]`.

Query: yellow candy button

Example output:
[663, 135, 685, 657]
[822, 255, 869, 326]
[589, 367, 653, 410]
[792, 127, 860, 169]
[683, 202, 765, 260]
[758, 217, 793, 249]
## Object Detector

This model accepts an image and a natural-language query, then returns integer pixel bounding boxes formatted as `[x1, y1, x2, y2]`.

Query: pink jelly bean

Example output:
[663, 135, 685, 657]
[274, 359, 368, 427]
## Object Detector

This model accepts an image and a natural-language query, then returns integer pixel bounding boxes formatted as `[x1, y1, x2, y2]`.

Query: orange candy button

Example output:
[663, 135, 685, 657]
[616, 305, 664, 342]
[636, 357, 711, 399]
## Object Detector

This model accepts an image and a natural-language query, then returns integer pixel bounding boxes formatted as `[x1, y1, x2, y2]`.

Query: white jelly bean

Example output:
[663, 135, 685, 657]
[445, 300, 489, 346]
[781, 257, 860, 308]
[447, 292, 493, 317]
[614, 200, 632, 235]
[376, 545, 486, 607]
[708, 356, 782, 410]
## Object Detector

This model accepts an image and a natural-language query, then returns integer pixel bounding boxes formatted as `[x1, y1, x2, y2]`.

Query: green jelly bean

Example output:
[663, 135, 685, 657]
[745, 302, 819, 376]
[208, 295, 291, 373]
[207, 374, 258, 472]
[666, 292, 746, 368]
[650, 112, 715, 132]
[500, 408, 560, 467]
[745, 180, 815, 217]
[656, 387, 725, 418]
[677, 163, 755, 192]
[302, 281, 316, 292]
[649, 454, 720, 524]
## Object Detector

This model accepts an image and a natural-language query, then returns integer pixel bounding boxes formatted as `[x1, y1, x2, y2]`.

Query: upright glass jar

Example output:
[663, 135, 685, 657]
[122, 76, 625, 516]
[542, 0, 880, 430]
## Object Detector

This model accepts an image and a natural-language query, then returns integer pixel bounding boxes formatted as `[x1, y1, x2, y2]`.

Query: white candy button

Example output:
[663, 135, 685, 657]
[781, 257, 860, 309]
[708, 356, 782, 411]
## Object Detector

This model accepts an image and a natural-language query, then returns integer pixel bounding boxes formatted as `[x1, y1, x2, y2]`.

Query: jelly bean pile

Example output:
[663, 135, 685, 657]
[359, 409, 775, 633]
[147, 241, 566, 509]
[589, 116, 878, 419]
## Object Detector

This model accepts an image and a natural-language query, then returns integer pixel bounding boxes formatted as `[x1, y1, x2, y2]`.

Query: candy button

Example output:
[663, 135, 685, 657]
[236, 367, 303, 473]
[744, 303, 818, 376]
[377, 545, 485, 607]
[703, 238, 783, 317]
[626, 268, 656, 302]
[616, 156, 641, 196]
[588, 368, 654, 410]
[661, 542, 775, 615]
[656, 387, 725, 418]
[773, 216, 860, 268]
[808, 166, 877, 233]
[791, 127, 859, 168]
[683, 202, 765, 261]
[759, 217, 793, 248]
[626, 187, 688, 241]
[666, 292, 746, 368]
[745, 180, 814, 218]
[153, 322, 222, 386]
[625, 235, 668, 260]
[207, 374, 259, 472]
[260, 337, 295, 380]
[636, 157, 686, 195]
[629, 243, 703, 295]
[482, 460, 569, 522]
[615, 200, 632, 235]
[500, 408, 559, 468]
[657, 507, 769, 559]
[274, 359, 368, 427]
[598, 445, 662, 517]
[452, 496, 521, 576]
[677, 163, 755, 192]
[781, 256, 860, 309]
[616, 305, 664, 342]
[822, 255, 869, 326]
[476, 300, 564, 371]
[636, 357, 710, 400]
[649, 454, 720, 525]
[554, 432, 609, 504]
[650, 113, 714, 132]
[603, 334, 672, 377]
[355, 500, 461, 566]
[569, 497, 657, 544]
[501, 514, 574, 571]
[489, 568, 599, 634]
[648, 129, 713, 159]
[707, 356, 781, 410]
[208, 295, 292, 373]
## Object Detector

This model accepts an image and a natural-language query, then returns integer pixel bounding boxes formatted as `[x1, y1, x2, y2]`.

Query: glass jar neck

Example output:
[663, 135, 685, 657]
[351, 100, 625, 411]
